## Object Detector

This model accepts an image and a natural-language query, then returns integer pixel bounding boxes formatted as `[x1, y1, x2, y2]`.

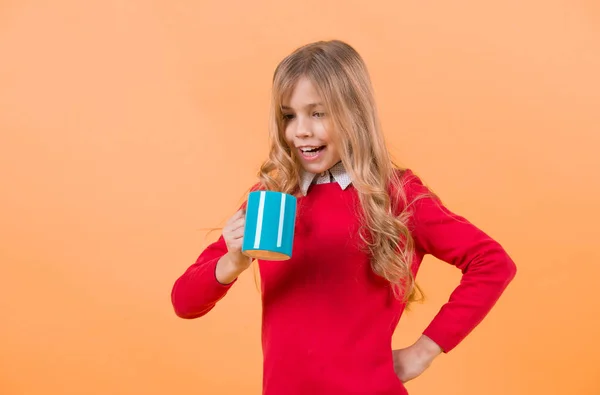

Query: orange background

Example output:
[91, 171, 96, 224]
[1, 1, 599, 394]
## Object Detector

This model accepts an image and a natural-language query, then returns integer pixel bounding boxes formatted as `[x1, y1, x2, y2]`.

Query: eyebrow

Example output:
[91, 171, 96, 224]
[281, 102, 324, 110]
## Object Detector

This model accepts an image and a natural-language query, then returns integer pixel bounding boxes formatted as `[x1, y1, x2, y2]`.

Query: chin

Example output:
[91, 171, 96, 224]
[302, 162, 335, 174]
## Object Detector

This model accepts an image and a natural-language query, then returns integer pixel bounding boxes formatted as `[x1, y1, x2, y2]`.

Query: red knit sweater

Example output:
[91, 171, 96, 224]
[171, 170, 516, 394]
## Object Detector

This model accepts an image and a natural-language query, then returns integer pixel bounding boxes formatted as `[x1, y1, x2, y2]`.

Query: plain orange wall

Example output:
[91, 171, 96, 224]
[1, 1, 599, 394]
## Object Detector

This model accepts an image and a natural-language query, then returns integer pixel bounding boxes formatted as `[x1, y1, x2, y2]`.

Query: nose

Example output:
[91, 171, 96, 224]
[295, 116, 313, 138]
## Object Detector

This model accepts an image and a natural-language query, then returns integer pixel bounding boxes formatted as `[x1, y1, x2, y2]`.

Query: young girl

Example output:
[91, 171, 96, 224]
[171, 40, 516, 395]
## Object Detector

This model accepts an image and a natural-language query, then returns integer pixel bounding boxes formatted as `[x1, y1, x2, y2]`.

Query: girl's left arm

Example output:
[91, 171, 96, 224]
[403, 171, 517, 354]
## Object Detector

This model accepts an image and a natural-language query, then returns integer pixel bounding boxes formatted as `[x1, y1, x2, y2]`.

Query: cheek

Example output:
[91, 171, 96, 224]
[323, 127, 341, 157]
[283, 125, 293, 144]
[317, 120, 335, 142]
[283, 126, 296, 150]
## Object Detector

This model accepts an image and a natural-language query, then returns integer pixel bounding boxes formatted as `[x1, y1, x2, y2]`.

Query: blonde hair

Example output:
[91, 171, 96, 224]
[258, 40, 424, 303]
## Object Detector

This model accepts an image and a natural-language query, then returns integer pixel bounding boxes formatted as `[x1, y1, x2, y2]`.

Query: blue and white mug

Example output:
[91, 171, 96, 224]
[242, 190, 297, 261]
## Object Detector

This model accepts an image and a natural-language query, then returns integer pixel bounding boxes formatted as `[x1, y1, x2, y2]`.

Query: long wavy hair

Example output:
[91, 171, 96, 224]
[258, 40, 424, 303]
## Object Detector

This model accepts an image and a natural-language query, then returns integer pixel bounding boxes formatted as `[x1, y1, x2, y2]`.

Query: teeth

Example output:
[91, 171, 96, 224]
[301, 147, 321, 152]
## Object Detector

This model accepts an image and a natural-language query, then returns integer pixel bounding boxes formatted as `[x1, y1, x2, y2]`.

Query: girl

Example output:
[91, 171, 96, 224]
[171, 40, 516, 395]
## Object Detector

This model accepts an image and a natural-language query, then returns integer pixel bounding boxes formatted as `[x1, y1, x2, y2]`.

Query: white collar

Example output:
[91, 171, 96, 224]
[299, 161, 353, 196]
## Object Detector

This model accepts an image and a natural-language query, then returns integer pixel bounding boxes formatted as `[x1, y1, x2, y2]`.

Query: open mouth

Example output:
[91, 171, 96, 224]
[299, 146, 325, 158]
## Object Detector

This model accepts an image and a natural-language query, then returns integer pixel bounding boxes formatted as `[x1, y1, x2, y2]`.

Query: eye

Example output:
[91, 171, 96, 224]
[313, 112, 326, 118]
[282, 113, 295, 121]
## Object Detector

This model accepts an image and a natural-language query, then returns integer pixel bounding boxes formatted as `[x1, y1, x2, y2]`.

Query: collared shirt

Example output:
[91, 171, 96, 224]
[299, 161, 353, 196]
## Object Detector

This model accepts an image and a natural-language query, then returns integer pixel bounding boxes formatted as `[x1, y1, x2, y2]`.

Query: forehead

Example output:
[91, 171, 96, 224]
[281, 77, 324, 109]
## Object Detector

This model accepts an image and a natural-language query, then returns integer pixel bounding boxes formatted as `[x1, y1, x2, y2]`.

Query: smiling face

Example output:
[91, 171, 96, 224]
[281, 77, 341, 175]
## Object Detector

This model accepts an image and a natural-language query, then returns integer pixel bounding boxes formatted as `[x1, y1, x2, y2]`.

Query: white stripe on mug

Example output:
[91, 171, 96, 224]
[253, 191, 266, 249]
[277, 193, 286, 247]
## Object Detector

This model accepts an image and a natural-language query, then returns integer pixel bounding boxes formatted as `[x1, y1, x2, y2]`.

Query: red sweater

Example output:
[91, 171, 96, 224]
[171, 170, 516, 394]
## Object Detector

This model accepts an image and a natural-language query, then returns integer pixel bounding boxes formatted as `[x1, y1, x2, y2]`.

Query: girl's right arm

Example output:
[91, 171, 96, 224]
[171, 209, 253, 319]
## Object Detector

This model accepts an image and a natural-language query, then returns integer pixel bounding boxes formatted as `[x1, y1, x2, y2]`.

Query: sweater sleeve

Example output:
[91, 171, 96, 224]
[171, 234, 236, 319]
[171, 185, 260, 319]
[402, 170, 517, 352]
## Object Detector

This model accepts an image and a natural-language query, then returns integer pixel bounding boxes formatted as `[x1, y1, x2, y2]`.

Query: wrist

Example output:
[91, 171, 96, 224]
[413, 335, 442, 362]
[216, 252, 250, 284]
[228, 251, 251, 269]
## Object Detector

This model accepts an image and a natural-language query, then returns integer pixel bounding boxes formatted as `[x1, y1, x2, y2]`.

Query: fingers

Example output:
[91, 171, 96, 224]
[226, 209, 245, 226]
[232, 208, 246, 221]
[224, 209, 247, 246]
[229, 216, 246, 232]
[224, 220, 245, 235]
[227, 227, 245, 240]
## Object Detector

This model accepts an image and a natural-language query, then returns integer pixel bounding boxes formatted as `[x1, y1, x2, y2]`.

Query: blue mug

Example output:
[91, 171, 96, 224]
[242, 191, 297, 261]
